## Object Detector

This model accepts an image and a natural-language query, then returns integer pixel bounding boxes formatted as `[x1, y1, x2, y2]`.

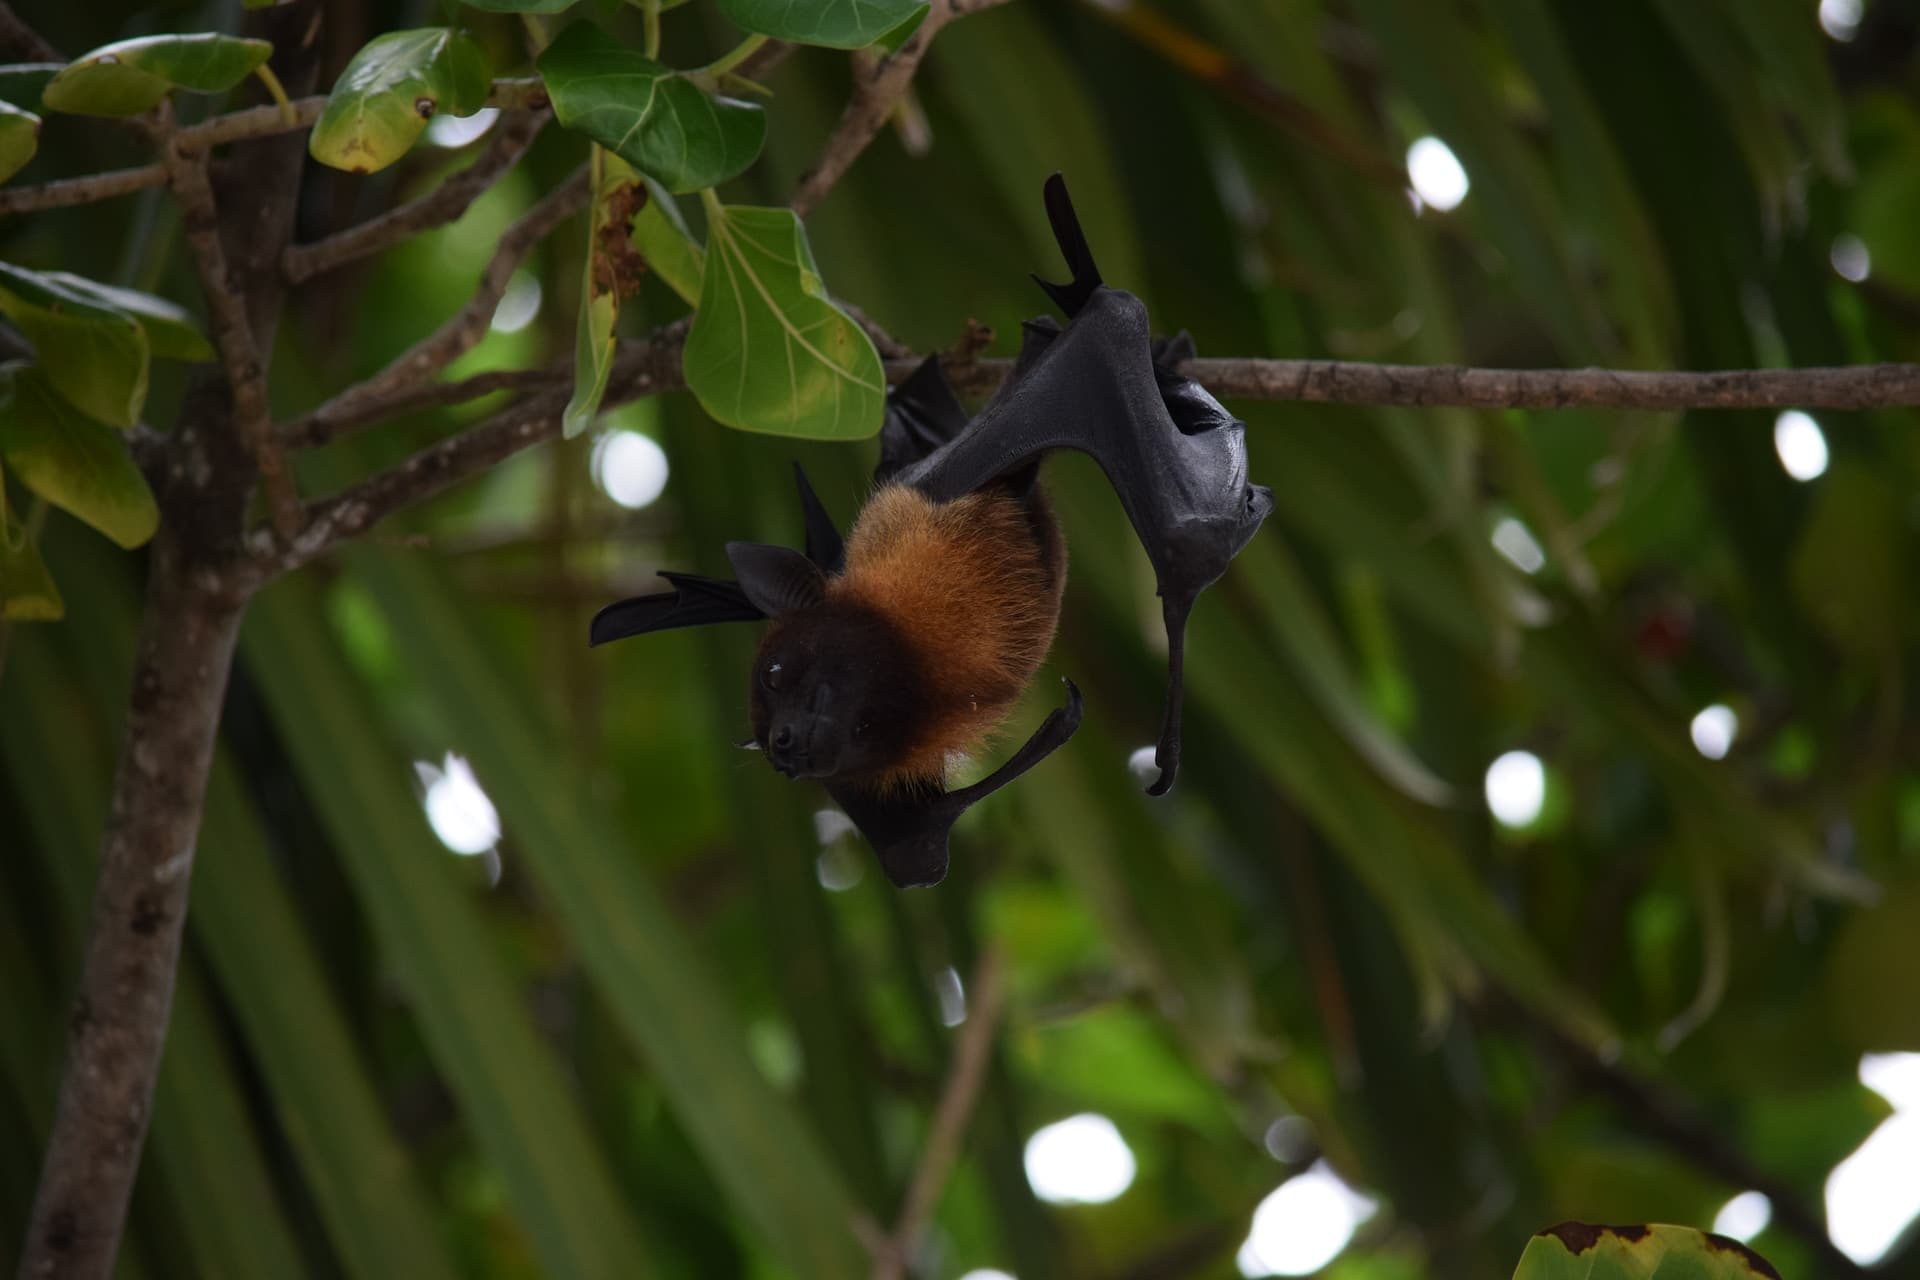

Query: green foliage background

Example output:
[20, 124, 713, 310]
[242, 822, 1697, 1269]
[4, 0, 1920, 1277]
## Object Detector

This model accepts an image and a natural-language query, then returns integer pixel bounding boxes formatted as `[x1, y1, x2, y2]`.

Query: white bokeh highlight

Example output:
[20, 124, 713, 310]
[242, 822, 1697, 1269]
[1828, 1054, 1920, 1264]
[1690, 704, 1738, 761]
[417, 753, 500, 855]
[592, 431, 670, 510]
[1820, 0, 1863, 41]
[1831, 234, 1872, 283]
[1485, 751, 1546, 829]
[1774, 411, 1830, 482]
[1406, 137, 1470, 212]
[1127, 744, 1159, 786]
[1713, 1190, 1772, 1244]
[1491, 517, 1546, 575]
[425, 106, 498, 147]
[1024, 1114, 1136, 1205]
[1236, 1160, 1378, 1277]
[958, 1272, 1017, 1280]
[490, 270, 543, 335]
[934, 965, 968, 1028]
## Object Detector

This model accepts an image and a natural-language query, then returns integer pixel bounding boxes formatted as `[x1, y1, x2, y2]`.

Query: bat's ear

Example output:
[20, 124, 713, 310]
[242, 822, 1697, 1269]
[726, 541, 827, 616]
[1031, 172, 1103, 317]
[792, 464, 846, 574]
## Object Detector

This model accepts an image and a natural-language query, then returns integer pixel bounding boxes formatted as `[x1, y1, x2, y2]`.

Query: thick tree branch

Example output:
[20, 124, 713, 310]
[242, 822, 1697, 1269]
[283, 111, 549, 284]
[159, 132, 303, 539]
[0, 165, 169, 217]
[789, 0, 1015, 217]
[867, 948, 1008, 1280]
[292, 166, 589, 445]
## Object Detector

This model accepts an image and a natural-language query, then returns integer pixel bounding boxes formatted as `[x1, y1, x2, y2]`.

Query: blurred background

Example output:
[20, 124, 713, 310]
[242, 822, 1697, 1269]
[5, 0, 1920, 1276]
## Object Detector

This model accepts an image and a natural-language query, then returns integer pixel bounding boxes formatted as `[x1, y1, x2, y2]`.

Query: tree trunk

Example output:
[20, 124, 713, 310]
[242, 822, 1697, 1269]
[15, 534, 245, 1280]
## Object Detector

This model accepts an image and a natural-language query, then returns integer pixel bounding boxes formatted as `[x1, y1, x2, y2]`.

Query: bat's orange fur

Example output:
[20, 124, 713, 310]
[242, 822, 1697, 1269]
[830, 483, 1066, 788]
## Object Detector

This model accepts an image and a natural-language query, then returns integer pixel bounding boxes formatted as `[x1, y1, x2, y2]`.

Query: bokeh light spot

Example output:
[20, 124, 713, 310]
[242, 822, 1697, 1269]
[1830, 233, 1872, 282]
[1774, 411, 1830, 482]
[1690, 704, 1738, 761]
[592, 431, 670, 510]
[1406, 137, 1469, 212]
[1024, 1114, 1136, 1205]
[419, 753, 499, 855]
[1491, 516, 1546, 575]
[1828, 1054, 1920, 1263]
[1713, 1191, 1772, 1243]
[1820, 0, 1863, 41]
[425, 106, 498, 148]
[1485, 751, 1545, 828]
[1236, 1160, 1377, 1277]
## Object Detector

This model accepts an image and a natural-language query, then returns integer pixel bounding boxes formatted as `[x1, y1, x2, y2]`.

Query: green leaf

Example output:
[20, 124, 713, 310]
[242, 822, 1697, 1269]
[1511, 1223, 1782, 1280]
[714, 0, 929, 49]
[565, 148, 641, 438]
[245, 580, 658, 1280]
[536, 21, 765, 194]
[41, 34, 273, 117]
[630, 177, 703, 306]
[38, 272, 214, 362]
[0, 368, 158, 548]
[0, 63, 60, 109]
[0, 262, 150, 427]
[462, 0, 581, 8]
[1789, 461, 1906, 658]
[309, 28, 490, 175]
[0, 101, 38, 184]
[683, 199, 884, 439]
[351, 549, 872, 1279]
[0, 508, 62, 621]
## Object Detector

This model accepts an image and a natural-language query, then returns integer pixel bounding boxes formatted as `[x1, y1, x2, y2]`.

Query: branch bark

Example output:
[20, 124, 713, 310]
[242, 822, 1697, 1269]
[291, 165, 589, 445]
[867, 948, 1008, 1280]
[789, 0, 1015, 217]
[282, 110, 549, 284]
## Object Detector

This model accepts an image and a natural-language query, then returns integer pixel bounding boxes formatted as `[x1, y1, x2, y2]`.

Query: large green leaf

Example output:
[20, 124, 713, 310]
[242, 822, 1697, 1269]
[245, 579, 656, 1280]
[309, 28, 490, 174]
[683, 199, 883, 439]
[536, 21, 765, 194]
[41, 33, 273, 117]
[352, 549, 871, 1279]
[0, 368, 157, 548]
[1511, 1223, 1782, 1280]
[463, 0, 581, 8]
[0, 262, 150, 428]
[0, 101, 38, 184]
[715, 0, 929, 49]
[631, 177, 704, 306]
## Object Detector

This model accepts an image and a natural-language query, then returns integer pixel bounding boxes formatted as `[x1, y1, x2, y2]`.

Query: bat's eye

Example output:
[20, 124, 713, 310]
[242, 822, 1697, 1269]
[762, 662, 785, 691]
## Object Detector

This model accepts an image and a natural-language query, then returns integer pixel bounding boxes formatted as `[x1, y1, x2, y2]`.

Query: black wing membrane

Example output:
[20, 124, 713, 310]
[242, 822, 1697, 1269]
[893, 172, 1274, 795]
[588, 571, 764, 646]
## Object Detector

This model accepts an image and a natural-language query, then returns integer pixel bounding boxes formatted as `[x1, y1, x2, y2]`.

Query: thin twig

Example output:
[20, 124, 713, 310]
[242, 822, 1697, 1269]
[283, 110, 550, 283]
[869, 948, 1008, 1280]
[283, 366, 565, 449]
[264, 319, 689, 573]
[789, 0, 1016, 218]
[293, 165, 589, 443]
[0, 79, 551, 219]
[0, 2, 59, 61]
[159, 129, 304, 538]
[0, 165, 169, 217]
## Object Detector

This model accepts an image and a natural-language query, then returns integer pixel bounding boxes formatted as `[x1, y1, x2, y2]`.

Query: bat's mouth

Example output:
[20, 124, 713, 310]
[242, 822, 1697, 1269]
[767, 716, 842, 779]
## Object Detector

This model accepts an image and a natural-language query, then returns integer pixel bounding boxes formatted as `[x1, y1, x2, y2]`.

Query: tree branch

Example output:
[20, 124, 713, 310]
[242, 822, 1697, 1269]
[0, 2, 60, 61]
[159, 126, 304, 539]
[789, 0, 1015, 217]
[282, 111, 549, 284]
[867, 947, 1008, 1280]
[290, 165, 589, 446]
[0, 79, 550, 220]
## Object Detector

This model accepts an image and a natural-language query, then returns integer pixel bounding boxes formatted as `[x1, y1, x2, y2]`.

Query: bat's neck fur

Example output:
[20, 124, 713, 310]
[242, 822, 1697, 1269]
[831, 482, 1066, 789]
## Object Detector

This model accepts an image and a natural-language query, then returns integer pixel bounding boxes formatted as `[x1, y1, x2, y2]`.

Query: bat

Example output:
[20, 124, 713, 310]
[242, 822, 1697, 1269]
[590, 174, 1272, 887]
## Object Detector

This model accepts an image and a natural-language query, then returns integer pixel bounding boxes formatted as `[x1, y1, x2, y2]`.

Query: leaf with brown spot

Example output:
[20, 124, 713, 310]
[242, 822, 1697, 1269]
[1514, 1222, 1782, 1280]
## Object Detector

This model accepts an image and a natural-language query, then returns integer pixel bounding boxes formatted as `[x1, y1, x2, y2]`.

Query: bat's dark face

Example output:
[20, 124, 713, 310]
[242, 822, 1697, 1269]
[749, 604, 923, 781]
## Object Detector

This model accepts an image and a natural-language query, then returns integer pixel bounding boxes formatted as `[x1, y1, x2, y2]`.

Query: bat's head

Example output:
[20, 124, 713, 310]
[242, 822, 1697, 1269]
[727, 542, 923, 781]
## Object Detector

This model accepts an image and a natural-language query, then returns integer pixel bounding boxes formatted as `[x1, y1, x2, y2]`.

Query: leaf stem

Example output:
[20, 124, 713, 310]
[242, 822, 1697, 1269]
[697, 185, 725, 231]
[702, 33, 770, 81]
[643, 0, 663, 60]
[251, 62, 296, 126]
